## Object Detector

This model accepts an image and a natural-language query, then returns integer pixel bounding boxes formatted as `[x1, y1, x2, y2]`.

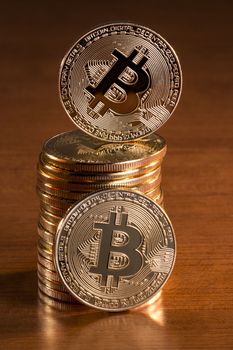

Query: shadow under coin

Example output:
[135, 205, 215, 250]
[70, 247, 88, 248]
[0, 270, 38, 308]
[0, 270, 39, 341]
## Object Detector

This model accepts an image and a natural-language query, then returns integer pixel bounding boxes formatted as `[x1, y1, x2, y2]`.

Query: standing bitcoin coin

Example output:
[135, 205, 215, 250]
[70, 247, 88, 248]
[59, 23, 182, 141]
[55, 189, 176, 311]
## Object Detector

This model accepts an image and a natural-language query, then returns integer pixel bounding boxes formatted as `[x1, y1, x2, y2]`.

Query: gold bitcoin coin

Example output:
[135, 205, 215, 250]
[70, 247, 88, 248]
[59, 24, 182, 141]
[39, 156, 162, 181]
[145, 186, 162, 199]
[55, 189, 176, 311]
[38, 280, 76, 303]
[42, 130, 166, 171]
[37, 189, 76, 209]
[39, 214, 59, 234]
[152, 197, 164, 208]
[37, 165, 161, 189]
[37, 263, 61, 283]
[39, 208, 62, 224]
[37, 174, 161, 199]
[38, 272, 68, 293]
[39, 188, 163, 218]
[38, 289, 78, 309]
[38, 253, 56, 271]
[37, 224, 55, 244]
[37, 262, 61, 283]
[38, 237, 53, 253]
[40, 202, 69, 217]
[37, 243, 53, 261]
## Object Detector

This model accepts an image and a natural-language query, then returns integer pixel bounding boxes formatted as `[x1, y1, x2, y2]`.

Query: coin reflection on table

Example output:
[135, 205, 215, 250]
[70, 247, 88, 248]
[37, 295, 172, 350]
[135, 290, 165, 326]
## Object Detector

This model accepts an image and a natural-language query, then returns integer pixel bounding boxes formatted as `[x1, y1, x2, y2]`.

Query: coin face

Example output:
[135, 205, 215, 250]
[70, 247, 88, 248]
[55, 189, 176, 311]
[59, 23, 182, 141]
[42, 130, 166, 171]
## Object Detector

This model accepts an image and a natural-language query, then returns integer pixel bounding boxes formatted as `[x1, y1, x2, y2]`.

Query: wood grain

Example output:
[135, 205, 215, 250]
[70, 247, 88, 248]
[0, 1, 233, 349]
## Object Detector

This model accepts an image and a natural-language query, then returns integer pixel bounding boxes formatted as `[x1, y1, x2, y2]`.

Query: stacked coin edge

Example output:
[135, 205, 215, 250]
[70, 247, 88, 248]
[37, 130, 167, 306]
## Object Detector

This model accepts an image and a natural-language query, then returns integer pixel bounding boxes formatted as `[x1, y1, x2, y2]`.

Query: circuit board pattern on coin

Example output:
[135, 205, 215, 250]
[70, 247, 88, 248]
[55, 189, 176, 311]
[59, 23, 182, 141]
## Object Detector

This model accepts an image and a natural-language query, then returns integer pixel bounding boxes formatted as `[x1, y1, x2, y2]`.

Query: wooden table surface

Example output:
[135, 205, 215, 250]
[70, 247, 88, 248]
[1, 1, 233, 349]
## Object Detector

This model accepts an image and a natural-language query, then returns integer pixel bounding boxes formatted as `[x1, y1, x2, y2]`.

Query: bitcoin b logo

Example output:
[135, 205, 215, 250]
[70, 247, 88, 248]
[85, 48, 150, 117]
[90, 208, 142, 289]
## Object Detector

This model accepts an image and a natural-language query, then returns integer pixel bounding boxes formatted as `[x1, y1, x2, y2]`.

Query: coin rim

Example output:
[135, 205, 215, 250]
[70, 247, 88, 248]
[39, 155, 163, 180]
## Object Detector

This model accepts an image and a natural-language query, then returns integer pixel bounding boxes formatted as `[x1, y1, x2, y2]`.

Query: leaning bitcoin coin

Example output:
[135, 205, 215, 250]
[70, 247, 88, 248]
[55, 189, 176, 311]
[59, 23, 182, 141]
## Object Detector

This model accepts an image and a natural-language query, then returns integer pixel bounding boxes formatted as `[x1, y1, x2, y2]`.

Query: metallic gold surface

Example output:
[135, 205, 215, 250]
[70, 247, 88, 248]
[38, 289, 78, 310]
[37, 224, 55, 244]
[37, 243, 53, 261]
[37, 165, 161, 188]
[38, 280, 76, 303]
[146, 186, 163, 200]
[39, 208, 62, 224]
[55, 189, 176, 311]
[42, 130, 166, 168]
[37, 175, 162, 199]
[39, 202, 68, 217]
[37, 189, 76, 209]
[37, 253, 56, 271]
[42, 130, 166, 167]
[38, 272, 68, 293]
[37, 263, 61, 283]
[39, 215, 59, 234]
[39, 156, 162, 181]
[38, 237, 53, 253]
[37, 129, 167, 309]
[59, 24, 182, 141]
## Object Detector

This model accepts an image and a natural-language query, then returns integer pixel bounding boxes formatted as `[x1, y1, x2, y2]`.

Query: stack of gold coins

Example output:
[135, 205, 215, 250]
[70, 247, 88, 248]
[37, 21, 182, 310]
[36, 129, 167, 304]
